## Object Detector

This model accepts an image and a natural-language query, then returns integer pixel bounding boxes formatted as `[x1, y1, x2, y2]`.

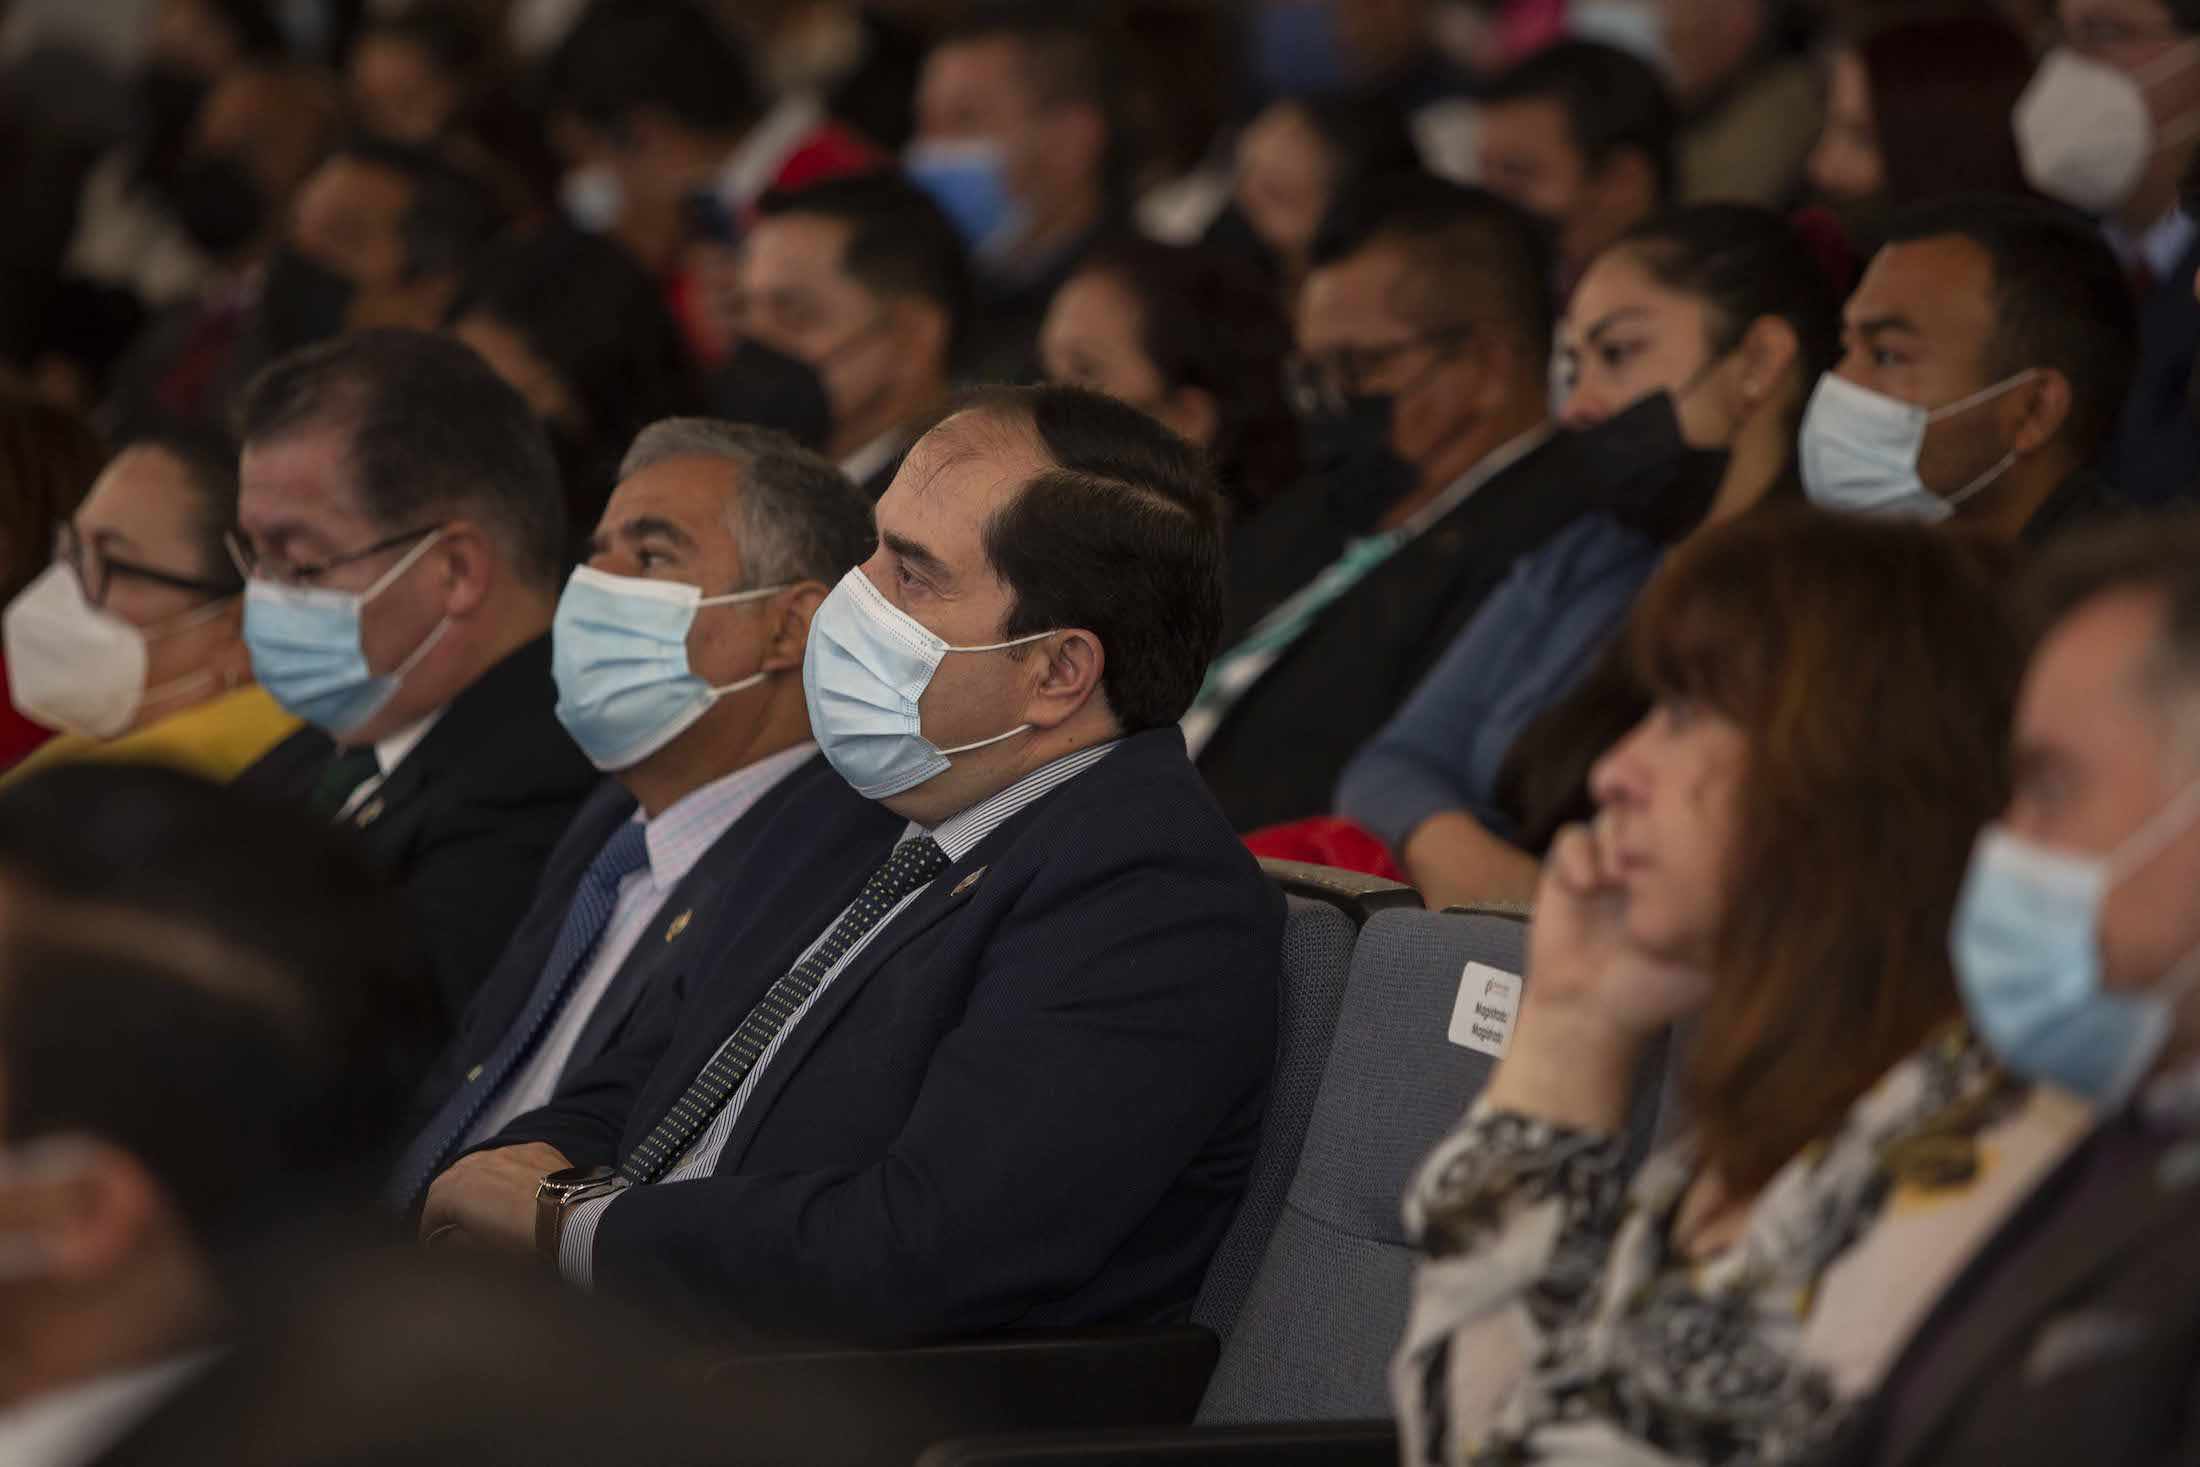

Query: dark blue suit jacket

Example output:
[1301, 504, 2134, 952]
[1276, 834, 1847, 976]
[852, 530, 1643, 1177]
[486, 728, 1283, 1343]
[401, 752, 902, 1144]
[2109, 231, 2200, 506]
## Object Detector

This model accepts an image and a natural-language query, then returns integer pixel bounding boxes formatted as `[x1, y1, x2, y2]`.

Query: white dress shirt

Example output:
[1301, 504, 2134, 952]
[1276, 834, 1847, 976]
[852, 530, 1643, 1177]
[333, 709, 447, 822]
[0, 1354, 211, 1467]
[467, 742, 819, 1144]
[559, 739, 1121, 1285]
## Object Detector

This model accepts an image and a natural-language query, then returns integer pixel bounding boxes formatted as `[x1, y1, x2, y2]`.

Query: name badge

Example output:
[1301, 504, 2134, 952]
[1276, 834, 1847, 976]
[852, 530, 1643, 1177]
[1448, 962, 1520, 1059]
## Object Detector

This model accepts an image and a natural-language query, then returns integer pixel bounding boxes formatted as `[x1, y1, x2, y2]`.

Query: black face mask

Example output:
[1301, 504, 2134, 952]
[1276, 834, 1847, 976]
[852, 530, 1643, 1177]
[161, 154, 269, 259]
[259, 247, 358, 358]
[1553, 389, 1730, 542]
[708, 339, 833, 452]
[1298, 392, 1421, 537]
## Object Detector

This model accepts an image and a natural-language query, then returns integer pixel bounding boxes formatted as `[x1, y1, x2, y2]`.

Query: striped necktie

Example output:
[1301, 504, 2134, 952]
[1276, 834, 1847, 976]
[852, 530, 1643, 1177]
[619, 835, 949, 1185]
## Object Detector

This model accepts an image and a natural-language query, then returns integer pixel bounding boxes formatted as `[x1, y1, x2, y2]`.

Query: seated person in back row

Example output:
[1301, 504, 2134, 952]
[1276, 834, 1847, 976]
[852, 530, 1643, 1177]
[386, 420, 899, 1209]
[231, 331, 598, 1035]
[423, 386, 1282, 1343]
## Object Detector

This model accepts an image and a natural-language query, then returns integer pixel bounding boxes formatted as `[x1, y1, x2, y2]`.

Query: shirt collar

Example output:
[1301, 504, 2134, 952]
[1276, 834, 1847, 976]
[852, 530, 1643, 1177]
[0, 1354, 212, 1467]
[634, 741, 817, 886]
[715, 94, 826, 211]
[916, 739, 1121, 862]
[373, 708, 445, 779]
[2107, 207, 2198, 283]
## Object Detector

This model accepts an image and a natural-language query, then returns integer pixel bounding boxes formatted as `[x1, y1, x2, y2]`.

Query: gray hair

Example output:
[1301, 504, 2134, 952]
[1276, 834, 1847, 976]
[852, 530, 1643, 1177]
[618, 418, 875, 589]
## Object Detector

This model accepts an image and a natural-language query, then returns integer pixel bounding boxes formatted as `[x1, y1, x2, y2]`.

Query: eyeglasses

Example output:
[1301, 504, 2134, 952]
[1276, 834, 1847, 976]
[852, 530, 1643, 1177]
[1283, 326, 1475, 418]
[55, 524, 239, 608]
[224, 524, 441, 588]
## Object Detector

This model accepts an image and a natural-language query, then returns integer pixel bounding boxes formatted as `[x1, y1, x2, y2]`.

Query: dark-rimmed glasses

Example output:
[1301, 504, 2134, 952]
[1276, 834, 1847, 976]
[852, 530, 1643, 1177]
[224, 524, 440, 589]
[55, 523, 239, 609]
[1284, 326, 1475, 418]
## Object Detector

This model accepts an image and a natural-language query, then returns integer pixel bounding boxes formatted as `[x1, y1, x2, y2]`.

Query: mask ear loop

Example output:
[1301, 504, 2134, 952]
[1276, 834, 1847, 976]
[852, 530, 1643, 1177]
[931, 628, 1064, 757]
[692, 583, 795, 701]
[1929, 370, 2044, 511]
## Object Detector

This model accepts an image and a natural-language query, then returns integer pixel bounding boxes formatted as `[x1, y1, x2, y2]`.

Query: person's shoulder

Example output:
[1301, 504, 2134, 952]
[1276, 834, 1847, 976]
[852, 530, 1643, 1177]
[1006, 732, 1272, 890]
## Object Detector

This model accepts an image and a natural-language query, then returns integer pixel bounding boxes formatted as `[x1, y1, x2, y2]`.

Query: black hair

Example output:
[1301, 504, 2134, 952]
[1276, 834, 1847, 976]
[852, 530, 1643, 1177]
[954, 384, 1225, 731]
[1067, 236, 1301, 518]
[1618, 203, 1845, 426]
[196, 0, 289, 59]
[0, 765, 435, 1254]
[1311, 174, 1558, 376]
[1290, 91, 1425, 192]
[755, 174, 974, 366]
[236, 329, 567, 589]
[124, 422, 245, 587]
[543, 0, 762, 138]
[326, 135, 505, 282]
[1481, 39, 1678, 204]
[357, 1, 492, 83]
[1884, 194, 2140, 463]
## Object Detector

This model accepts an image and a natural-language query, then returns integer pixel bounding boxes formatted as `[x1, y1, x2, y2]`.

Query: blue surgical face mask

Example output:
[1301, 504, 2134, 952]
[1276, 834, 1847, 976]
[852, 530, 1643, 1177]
[903, 139, 1028, 262]
[243, 529, 450, 737]
[1799, 370, 2037, 522]
[803, 568, 1056, 800]
[1953, 783, 2200, 1106]
[552, 565, 790, 772]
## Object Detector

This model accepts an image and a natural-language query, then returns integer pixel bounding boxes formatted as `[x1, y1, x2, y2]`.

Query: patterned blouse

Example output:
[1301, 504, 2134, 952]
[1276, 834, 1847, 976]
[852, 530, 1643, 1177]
[1391, 1028, 2095, 1467]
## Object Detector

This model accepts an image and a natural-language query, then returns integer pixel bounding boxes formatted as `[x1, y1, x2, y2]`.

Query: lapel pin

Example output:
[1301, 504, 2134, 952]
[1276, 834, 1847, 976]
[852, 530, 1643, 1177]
[951, 866, 987, 899]
[2157, 1140, 2200, 1192]
[354, 797, 385, 828]
[464, 1063, 483, 1084]
[665, 909, 692, 943]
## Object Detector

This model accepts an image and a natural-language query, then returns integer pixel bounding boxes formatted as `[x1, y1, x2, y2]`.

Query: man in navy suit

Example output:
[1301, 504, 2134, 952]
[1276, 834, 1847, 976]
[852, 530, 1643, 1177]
[385, 419, 899, 1210]
[422, 385, 1282, 1343]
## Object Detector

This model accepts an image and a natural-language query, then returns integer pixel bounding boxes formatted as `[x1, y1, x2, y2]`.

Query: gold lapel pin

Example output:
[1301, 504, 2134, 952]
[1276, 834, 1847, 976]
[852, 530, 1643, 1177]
[355, 797, 386, 828]
[951, 867, 987, 898]
[665, 909, 693, 942]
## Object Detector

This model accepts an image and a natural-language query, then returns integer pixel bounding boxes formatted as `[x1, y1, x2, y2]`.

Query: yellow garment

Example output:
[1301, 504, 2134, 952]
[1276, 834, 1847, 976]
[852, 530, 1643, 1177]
[1, 685, 300, 787]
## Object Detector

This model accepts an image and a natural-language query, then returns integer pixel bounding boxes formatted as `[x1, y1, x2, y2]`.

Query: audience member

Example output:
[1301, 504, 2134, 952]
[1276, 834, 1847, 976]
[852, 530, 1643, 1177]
[542, 0, 883, 362]
[1218, 93, 1422, 298]
[1666, 0, 1822, 206]
[229, 330, 596, 1033]
[1814, 516, 2200, 1467]
[1336, 203, 1840, 906]
[2018, 0, 2200, 504]
[258, 137, 505, 364]
[721, 173, 970, 498]
[0, 393, 106, 768]
[1805, 13, 2035, 256]
[0, 762, 434, 1467]
[446, 223, 705, 550]
[1474, 40, 1676, 290]
[99, 65, 344, 436]
[2, 427, 296, 784]
[1394, 508, 2088, 1465]
[60, 0, 288, 315]
[387, 418, 895, 1209]
[422, 386, 1279, 1345]
[1191, 177, 1582, 833]
[345, 2, 493, 147]
[909, 6, 1131, 381]
[1803, 195, 2139, 542]
[1040, 236, 1301, 522]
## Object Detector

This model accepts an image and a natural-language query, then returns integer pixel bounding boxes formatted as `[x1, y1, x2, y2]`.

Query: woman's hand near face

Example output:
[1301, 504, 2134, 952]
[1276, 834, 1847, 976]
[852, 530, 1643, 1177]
[1483, 822, 1715, 1132]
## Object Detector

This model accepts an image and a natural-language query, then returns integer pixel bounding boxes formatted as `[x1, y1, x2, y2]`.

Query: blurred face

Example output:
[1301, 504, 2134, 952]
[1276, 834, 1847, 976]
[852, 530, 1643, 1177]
[2004, 590, 2200, 994]
[348, 34, 464, 145]
[1833, 236, 2021, 502]
[734, 212, 926, 459]
[915, 36, 1103, 243]
[65, 447, 246, 729]
[1476, 98, 1590, 258]
[1296, 242, 1481, 474]
[1556, 249, 1729, 442]
[1807, 49, 1885, 203]
[1041, 270, 1215, 449]
[1588, 700, 1749, 964]
[288, 157, 448, 332]
[1665, 0, 1767, 108]
[1233, 102, 1340, 279]
[149, 0, 250, 77]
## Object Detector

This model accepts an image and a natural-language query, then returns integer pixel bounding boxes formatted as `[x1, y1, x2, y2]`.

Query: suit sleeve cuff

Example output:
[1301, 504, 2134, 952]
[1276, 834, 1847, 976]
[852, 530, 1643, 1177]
[557, 1190, 621, 1289]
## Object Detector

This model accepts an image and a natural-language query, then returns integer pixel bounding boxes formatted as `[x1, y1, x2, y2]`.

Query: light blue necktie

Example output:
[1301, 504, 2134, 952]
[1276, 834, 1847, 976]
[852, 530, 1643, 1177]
[388, 820, 654, 1208]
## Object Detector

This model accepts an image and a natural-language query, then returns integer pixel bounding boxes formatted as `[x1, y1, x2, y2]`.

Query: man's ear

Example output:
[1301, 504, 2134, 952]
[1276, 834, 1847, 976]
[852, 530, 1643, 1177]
[0, 1139, 162, 1283]
[432, 519, 496, 620]
[1021, 628, 1105, 730]
[764, 582, 829, 672]
[2008, 369, 2073, 457]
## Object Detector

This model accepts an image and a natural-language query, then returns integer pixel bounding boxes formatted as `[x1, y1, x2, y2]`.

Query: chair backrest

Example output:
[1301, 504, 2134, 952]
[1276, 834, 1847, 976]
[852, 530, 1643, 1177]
[1259, 859, 1423, 923]
[1190, 892, 1363, 1342]
[1192, 906, 1675, 1425]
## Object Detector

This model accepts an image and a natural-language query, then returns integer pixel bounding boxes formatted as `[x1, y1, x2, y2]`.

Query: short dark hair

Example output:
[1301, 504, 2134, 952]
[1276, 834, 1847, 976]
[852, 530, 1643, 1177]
[2020, 512, 2200, 717]
[125, 423, 245, 588]
[755, 175, 973, 367]
[326, 136, 504, 282]
[0, 393, 103, 602]
[200, 0, 289, 59]
[1884, 194, 2140, 462]
[236, 329, 567, 588]
[950, 384, 1225, 732]
[0, 766, 435, 1254]
[938, 5, 1134, 199]
[1311, 174, 1558, 376]
[359, 1, 492, 84]
[546, 0, 762, 137]
[1481, 39, 1678, 204]
[1853, 14, 2033, 206]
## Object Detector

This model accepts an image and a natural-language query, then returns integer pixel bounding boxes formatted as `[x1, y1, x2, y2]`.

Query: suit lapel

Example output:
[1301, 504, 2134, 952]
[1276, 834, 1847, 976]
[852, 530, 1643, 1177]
[566, 867, 713, 1072]
[1885, 1122, 2200, 1467]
